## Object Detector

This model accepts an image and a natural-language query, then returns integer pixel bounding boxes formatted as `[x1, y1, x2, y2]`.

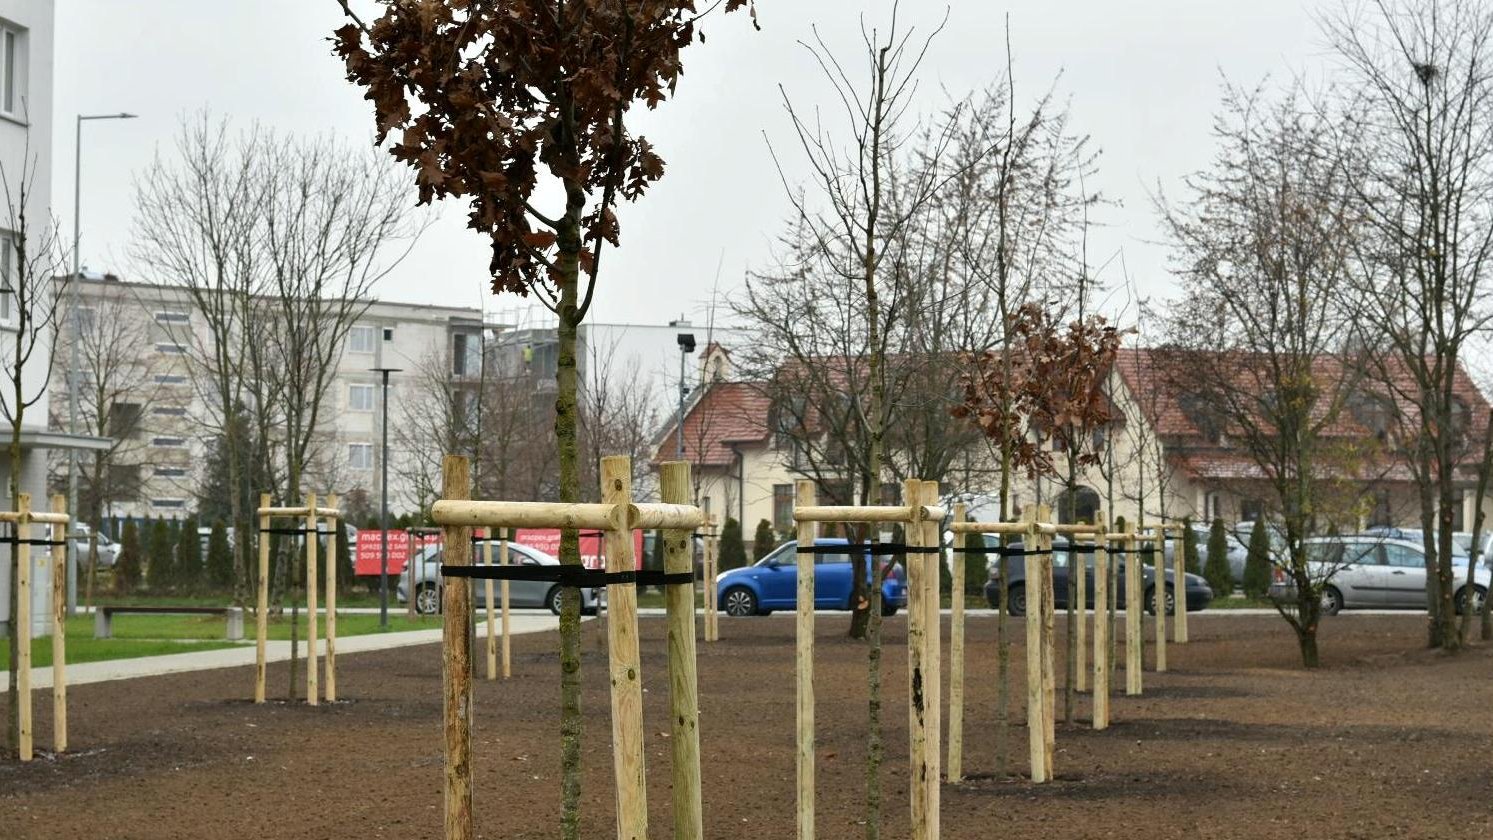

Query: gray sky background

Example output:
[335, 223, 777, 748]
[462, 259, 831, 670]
[53, 0, 1327, 330]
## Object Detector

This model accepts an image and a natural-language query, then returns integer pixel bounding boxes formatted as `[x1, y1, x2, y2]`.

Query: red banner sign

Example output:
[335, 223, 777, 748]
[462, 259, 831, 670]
[354, 528, 643, 576]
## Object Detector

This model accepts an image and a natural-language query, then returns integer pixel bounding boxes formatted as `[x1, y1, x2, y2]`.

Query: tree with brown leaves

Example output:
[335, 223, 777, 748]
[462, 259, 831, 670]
[332, 2, 754, 834]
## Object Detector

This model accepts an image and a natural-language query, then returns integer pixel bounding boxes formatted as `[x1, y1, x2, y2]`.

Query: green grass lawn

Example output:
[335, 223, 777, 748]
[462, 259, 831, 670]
[0, 637, 239, 670]
[0, 612, 444, 670]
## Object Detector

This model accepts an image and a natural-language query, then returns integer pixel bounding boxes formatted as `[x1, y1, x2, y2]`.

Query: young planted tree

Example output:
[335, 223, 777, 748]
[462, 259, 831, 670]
[1243, 521, 1273, 600]
[718, 517, 747, 572]
[1324, 0, 1493, 651]
[114, 520, 143, 595]
[752, 518, 776, 561]
[147, 518, 174, 594]
[333, 3, 754, 831]
[175, 515, 204, 593]
[1159, 83, 1374, 667]
[0, 130, 68, 756]
[206, 521, 233, 592]
[1204, 518, 1232, 600]
[1182, 516, 1202, 576]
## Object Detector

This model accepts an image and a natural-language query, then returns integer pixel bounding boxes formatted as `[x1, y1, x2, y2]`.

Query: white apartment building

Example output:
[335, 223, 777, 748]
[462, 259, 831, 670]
[52, 274, 489, 520]
[0, 1, 111, 637]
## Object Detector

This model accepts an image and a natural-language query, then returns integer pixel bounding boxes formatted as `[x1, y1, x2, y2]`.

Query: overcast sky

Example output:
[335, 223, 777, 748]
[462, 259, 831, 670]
[53, 0, 1327, 330]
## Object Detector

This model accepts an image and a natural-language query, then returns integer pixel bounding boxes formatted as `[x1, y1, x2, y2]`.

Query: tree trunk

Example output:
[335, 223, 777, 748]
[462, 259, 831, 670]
[994, 441, 1012, 776]
[1063, 462, 1077, 725]
[863, 522, 883, 840]
[554, 201, 585, 840]
[1292, 568, 1321, 669]
[6, 326, 24, 757]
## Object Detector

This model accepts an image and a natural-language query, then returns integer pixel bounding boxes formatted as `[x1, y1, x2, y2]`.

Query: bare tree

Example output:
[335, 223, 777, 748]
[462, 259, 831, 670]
[1157, 82, 1375, 667]
[0, 133, 68, 758]
[50, 288, 160, 608]
[1323, 0, 1493, 651]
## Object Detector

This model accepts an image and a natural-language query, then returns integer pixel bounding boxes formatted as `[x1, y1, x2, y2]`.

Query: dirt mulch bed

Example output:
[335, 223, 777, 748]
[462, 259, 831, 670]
[1, 613, 1490, 839]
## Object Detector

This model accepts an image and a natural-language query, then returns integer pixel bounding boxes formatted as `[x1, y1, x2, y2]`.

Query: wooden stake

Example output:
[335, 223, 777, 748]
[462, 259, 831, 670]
[794, 479, 817, 840]
[16, 493, 31, 761]
[483, 537, 496, 681]
[50, 494, 67, 754]
[660, 461, 703, 840]
[1173, 526, 1189, 643]
[1125, 523, 1143, 696]
[1075, 524, 1087, 694]
[325, 494, 339, 703]
[305, 492, 319, 706]
[255, 493, 270, 704]
[1152, 535, 1167, 673]
[1092, 509, 1111, 731]
[707, 517, 720, 641]
[1020, 505, 1045, 783]
[441, 456, 473, 840]
[601, 455, 648, 840]
[922, 480, 942, 837]
[947, 502, 967, 784]
[500, 538, 511, 679]
[1037, 503, 1056, 779]
[905, 479, 929, 837]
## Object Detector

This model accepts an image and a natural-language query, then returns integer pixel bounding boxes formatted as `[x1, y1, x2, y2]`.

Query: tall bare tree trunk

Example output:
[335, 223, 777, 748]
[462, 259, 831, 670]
[555, 188, 586, 840]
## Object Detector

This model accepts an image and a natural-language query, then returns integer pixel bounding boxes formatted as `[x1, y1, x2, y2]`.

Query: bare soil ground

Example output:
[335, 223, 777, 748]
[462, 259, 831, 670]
[2, 613, 1490, 839]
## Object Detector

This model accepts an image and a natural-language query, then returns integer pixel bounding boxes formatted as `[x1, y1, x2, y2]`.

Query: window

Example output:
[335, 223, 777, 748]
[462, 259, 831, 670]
[348, 383, 375, 412]
[383, 327, 394, 341]
[155, 342, 187, 355]
[0, 26, 18, 118]
[154, 374, 187, 385]
[1240, 499, 1265, 523]
[152, 406, 188, 417]
[1384, 544, 1423, 568]
[152, 499, 187, 510]
[348, 443, 374, 470]
[348, 325, 376, 354]
[153, 311, 190, 324]
[0, 230, 11, 320]
[151, 436, 187, 448]
[773, 484, 793, 533]
[453, 332, 481, 376]
[153, 467, 188, 478]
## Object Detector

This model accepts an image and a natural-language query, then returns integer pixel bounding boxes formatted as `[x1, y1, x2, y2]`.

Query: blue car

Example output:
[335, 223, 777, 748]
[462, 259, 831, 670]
[716, 538, 909, 617]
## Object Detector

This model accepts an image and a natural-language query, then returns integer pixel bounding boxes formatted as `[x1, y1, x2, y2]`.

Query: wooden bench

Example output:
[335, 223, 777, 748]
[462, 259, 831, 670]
[94, 605, 245, 641]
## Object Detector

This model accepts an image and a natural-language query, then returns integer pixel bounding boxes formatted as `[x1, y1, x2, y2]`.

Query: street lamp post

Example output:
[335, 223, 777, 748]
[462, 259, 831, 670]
[67, 112, 136, 615]
[372, 366, 401, 628]
[671, 322, 696, 459]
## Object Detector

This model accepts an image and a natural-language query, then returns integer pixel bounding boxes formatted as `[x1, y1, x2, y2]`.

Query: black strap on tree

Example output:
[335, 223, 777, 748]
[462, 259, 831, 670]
[440, 563, 695, 588]
[1069, 544, 1100, 554]
[3, 524, 67, 548]
[794, 543, 941, 557]
[949, 545, 1055, 558]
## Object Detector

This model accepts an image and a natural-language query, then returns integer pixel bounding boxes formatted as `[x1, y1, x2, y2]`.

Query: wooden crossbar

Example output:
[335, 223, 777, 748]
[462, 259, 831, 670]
[792, 504, 945, 523]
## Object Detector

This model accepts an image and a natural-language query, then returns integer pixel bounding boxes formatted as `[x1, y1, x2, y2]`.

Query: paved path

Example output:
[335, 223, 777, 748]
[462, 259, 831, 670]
[31, 613, 560, 688]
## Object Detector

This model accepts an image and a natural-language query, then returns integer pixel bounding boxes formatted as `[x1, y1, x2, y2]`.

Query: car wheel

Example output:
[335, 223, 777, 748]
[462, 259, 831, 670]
[1455, 584, 1486, 616]
[1320, 585, 1343, 617]
[415, 584, 440, 616]
[1007, 584, 1027, 617]
[1145, 586, 1176, 616]
[881, 600, 899, 617]
[547, 586, 564, 616]
[723, 586, 758, 617]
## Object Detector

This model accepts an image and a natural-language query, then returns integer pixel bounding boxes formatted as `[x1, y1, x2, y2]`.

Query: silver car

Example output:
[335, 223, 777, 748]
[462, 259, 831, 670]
[1271, 535, 1490, 615]
[396, 540, 605, 616]
[69, 524, 118, 569]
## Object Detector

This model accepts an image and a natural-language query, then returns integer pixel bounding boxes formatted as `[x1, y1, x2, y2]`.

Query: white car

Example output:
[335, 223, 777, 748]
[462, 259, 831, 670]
[68, 524, 118, 569]
[1270, 535, 1490, 615]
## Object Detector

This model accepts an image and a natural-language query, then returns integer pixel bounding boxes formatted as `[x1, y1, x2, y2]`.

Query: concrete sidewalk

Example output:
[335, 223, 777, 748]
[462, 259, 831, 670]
[31, 613, 561, 688]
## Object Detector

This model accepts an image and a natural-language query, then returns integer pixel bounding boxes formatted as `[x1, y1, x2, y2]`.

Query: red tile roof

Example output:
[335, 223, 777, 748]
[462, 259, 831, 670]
[653, 382, 771, 467]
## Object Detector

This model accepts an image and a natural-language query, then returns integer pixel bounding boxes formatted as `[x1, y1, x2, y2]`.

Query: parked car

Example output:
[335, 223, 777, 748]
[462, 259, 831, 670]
[982, 536, 1214, 616]
[398, 540, 606, 615]
[1268, 535, 1490, 615]
[68, 524, 118, 569]
[1161, 520, 1277, 584]
[1361, 526, 1480, 565]
[715, 538, 908, 617]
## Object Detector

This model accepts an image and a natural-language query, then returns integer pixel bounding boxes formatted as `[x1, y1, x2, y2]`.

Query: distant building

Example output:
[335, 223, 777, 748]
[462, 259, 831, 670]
[51, 274, 491, 519]
[655, 344, 1493, 554]
[0, 1, 111, 638]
